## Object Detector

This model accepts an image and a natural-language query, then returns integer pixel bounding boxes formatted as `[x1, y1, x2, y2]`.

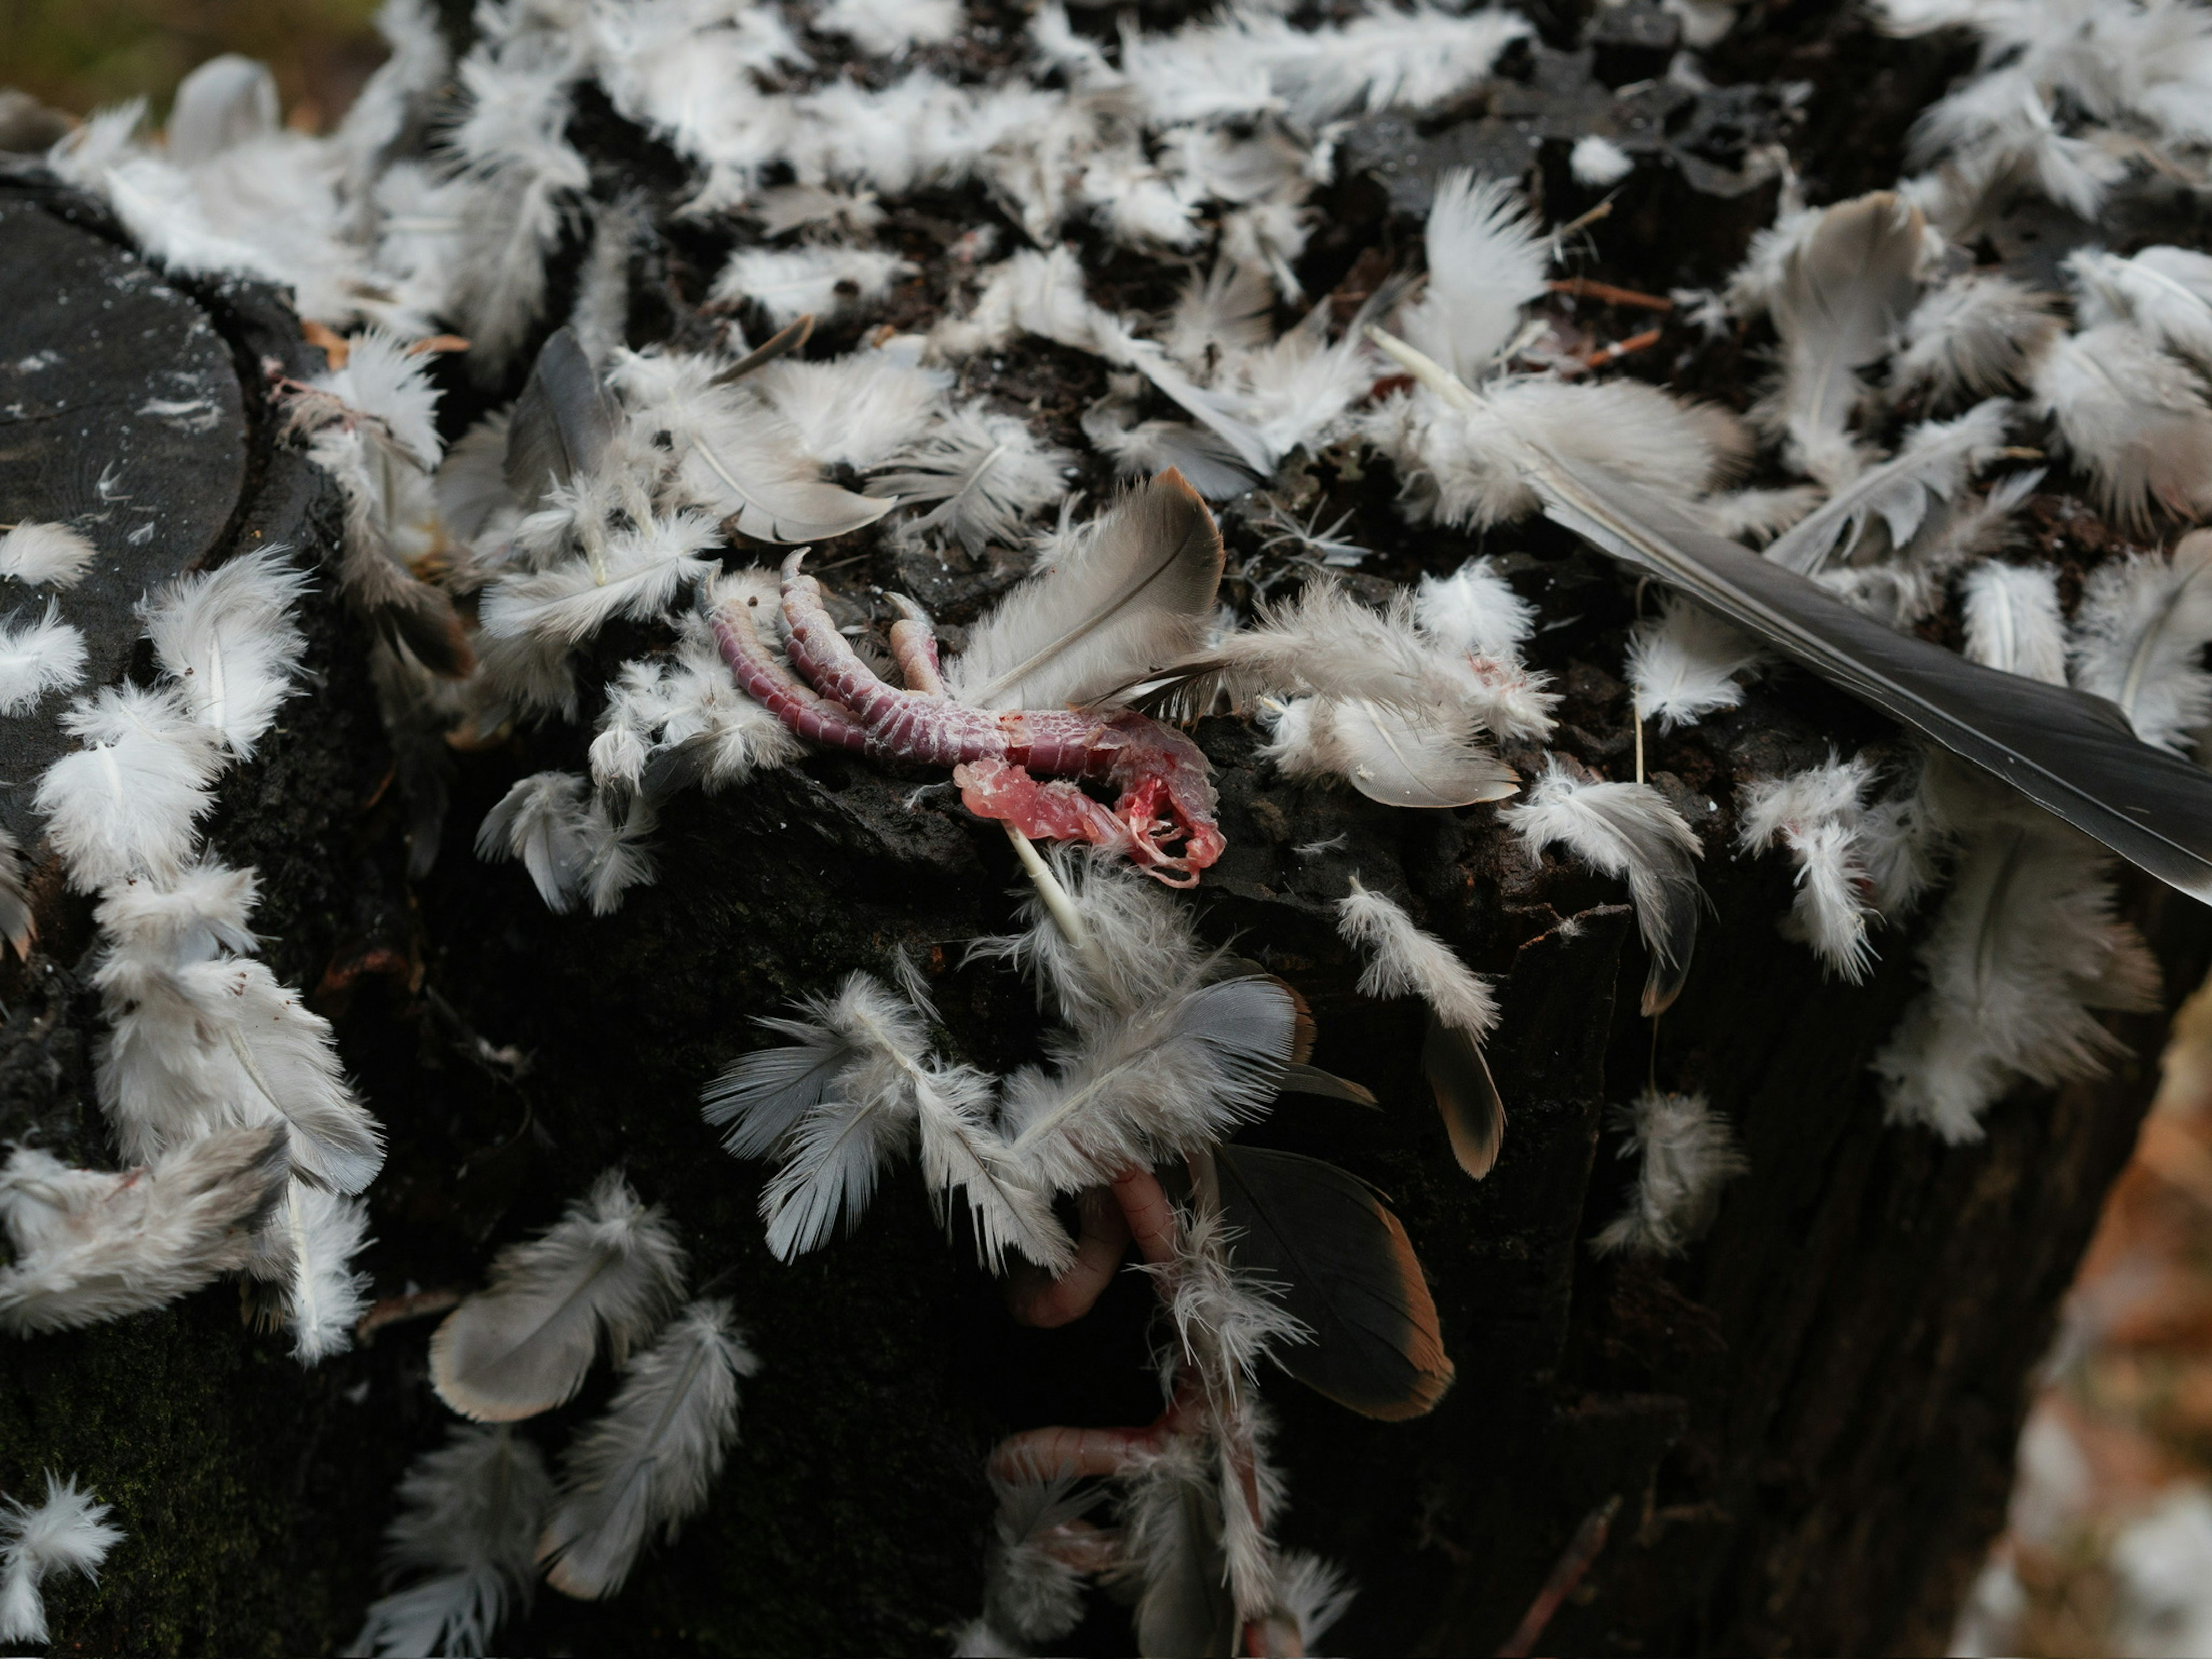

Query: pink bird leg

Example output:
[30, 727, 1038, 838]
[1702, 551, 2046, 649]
[711, 556, 1226, 884]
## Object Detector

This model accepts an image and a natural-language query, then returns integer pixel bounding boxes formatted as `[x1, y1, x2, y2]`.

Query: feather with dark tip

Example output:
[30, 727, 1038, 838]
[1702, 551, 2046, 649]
[1421, 1014, 1504, 1179]
[505, 328, 620, 512]
[1214, 1143, 1454, 1421]
[1529, 449, 2212, 906]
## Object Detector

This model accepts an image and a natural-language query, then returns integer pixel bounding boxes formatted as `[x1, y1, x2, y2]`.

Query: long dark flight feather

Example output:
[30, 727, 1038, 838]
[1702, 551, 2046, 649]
[1531, 450, 2212, 904]
[1422, 1015, 1504, 1179]
[506, 328, 620, 512]
[1214, 1144, 1454, 1421]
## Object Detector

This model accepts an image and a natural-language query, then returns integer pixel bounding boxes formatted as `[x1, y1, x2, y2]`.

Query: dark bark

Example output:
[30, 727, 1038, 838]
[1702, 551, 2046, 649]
[1, 7, 2204, 1656]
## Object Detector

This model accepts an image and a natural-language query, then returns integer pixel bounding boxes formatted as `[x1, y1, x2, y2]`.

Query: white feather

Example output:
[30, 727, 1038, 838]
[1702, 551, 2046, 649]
[1765, 399, 2012, 575]
[94, 896, 385, 1192]
[538, 1298, 759, 1600]
[1502, 757, 1704, 1016]
[750, 349, 951, 470]
[1889, 272, 2059, 405]
[2032, 323, 2212, 526]
[268, 1176, 372, 1366]
[1590, 1090, 1747, 1256]
[1336, 878, 1497, 1037]
[999, 975, 1298, 1196]
[0, 1128, 285, 1336]
[353, 1425, 554, 1659]
[869, 403, 1073, 556]
[36, 685, 224, 892]
[713, 243, 912, 327]
[429, 1168, 688, 1423]
[946, 475, 1221, 712]
[2069, 530, 2212, 753]
[0, 1474, 124, 1646]
[141, 548, 310, 755]
[1877, 815, 2160, 1143]
[479, 509, 721, 646]
[0, 522, 98, 588]
[0, 601, 86, 715]
[727, 971, 1069, 1270]
[1627, 592, 1764, 731]
[1736, 757, 1880, 981]
[1260, 695, 1517, 808]
[2069, 245, 2212, 369]
[1570, 134, 1634, 187]
[978, 1479, 1097, 1643]
[1961, 560, 2067, 684]
[1396, 171, 1548, 382]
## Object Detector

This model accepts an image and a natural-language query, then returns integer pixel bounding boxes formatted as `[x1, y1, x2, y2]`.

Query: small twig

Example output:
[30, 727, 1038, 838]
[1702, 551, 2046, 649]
[1583, 328, 1665, 370]
[1496, 1494, 1623, 1658]
[1547, 278, 1673, 312]
[354, 1286, 464, 1345]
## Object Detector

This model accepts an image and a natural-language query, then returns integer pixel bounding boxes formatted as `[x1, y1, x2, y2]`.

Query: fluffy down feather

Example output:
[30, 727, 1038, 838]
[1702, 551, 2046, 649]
[1395, 171, 1548, 381]
[1503, 757, 1704, 1016]
[1335, 878, 1498, 1039]
[868, 402, 1073, 556]
[538, 1298, 759, 1599]
[0, 1128, 287, 1336]
[0, 521, 97, 588]
[2031, 324, 2212, 526]
[140, 548, 311, 756]
[352, 1425, 554, 1659]
[1736, 757, 1880, 982]
[36, 685, 224, 892]
[0, 1474, 124, 1646]
[1590, 1090, 1747, 1257]
[1626, 593, 1763, 732]
[430, 1168, 688, 1422]
[0, 600, 87, 715]
[1961, 560, 2067, 685]
[2068, 530, 2212, 754]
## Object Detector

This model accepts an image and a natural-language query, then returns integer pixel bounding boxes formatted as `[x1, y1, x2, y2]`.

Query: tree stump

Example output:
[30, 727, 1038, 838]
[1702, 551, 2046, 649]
[1, 5, 2205, 1656]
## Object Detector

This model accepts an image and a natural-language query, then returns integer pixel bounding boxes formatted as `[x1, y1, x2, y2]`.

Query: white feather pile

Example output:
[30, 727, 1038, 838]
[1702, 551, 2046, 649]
[353, 1425, 554, 1659]
[538, 1298, 759, 1600]
[1590, 1089, 1747, 1257]
[140, 548, 310, 756]
[1335, 877, 1498, 1040]
[1627, 593, 1764, 732]
[479, 507, 721, 646]
[0, 522, 97, 589]
[1736, 757, 1880, 982]
[430, 1168, 688, 1422]
[35, 685, 224, 892]
[0, 1473, 124, 1646]
[2068, 530, 2212, 754]
[0, 601, 87, 715]
[1961, 560, 2069, 684]
[0, 1128, 286, 1336]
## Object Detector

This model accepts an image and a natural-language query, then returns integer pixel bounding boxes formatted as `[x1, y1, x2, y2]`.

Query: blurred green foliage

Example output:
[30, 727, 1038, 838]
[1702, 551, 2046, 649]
[3, 0, 388, 128]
